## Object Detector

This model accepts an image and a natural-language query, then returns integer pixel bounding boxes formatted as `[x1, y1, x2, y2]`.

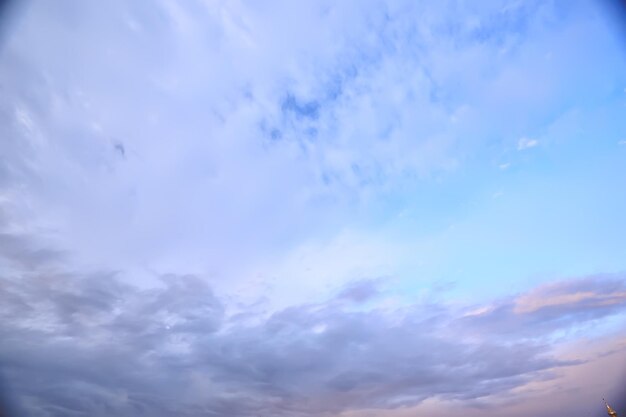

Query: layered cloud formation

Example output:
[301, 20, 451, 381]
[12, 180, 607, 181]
[1, 0, 626, 416]
[1, 242, 625, 416]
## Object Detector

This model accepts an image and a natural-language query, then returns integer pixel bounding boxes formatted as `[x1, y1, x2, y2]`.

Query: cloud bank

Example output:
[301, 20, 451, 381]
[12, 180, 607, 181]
[1, 228, 625, 416]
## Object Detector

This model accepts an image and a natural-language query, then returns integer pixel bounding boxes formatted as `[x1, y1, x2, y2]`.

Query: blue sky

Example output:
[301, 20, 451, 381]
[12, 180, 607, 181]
[1, 0, 626, 416]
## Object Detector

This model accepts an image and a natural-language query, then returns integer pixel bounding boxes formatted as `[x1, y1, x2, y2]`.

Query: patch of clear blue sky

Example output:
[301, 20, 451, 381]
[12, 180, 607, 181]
[356, 80, 626, 303]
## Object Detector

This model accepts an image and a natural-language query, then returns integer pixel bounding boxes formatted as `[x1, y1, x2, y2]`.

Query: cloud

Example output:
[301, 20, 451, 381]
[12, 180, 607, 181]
[0, 191, 624, 416]
[513, 278, 626, 314]
[0, 0, 614, 283]
[1, 1, 626, 415]
[1, 248, 625, 416]
[458, 275, 626, 339]
[335, 278, 383, 303]
[517, 137, 539, 150]
[0, 231, 63, 270]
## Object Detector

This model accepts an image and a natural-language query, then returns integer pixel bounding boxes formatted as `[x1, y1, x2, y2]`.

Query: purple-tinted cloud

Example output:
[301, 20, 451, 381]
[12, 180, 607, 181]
[1, 229, 624, 416]
[458, 276, 626, 339]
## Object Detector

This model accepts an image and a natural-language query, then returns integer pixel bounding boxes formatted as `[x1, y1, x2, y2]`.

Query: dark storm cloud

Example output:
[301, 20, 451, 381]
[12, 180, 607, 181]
[2, 263, 624, 416]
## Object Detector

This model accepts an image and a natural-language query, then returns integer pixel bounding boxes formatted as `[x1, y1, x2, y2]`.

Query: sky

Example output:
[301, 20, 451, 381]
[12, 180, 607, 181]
[1, 0, 626, 416]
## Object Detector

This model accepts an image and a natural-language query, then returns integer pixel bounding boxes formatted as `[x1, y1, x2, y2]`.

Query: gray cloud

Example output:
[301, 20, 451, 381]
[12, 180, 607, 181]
[335, 278, 382, 303]
[0, 211, 622, 417]
[0, 197, 623, 416]
[458, 275, 626, 339]
[1, 265, 624, 416]
[0, 231, 64, 270]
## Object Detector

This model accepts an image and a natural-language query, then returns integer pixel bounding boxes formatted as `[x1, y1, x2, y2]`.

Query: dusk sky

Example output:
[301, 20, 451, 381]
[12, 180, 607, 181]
[1, 0, 626, 416]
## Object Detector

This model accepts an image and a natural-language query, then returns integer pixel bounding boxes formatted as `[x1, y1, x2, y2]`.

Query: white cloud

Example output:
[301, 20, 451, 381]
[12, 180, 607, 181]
[1, 0, 623, 307]
[517, 137, 539, 150]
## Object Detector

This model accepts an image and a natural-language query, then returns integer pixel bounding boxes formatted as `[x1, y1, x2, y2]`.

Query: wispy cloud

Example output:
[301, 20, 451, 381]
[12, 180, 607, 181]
[460, 276, 626, 338]
[517, 137, 539, 150]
